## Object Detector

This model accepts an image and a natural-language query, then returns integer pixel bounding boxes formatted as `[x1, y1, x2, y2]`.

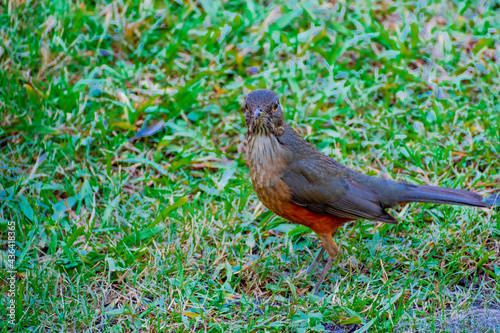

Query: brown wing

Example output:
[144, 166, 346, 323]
[281, 161, 398, 224]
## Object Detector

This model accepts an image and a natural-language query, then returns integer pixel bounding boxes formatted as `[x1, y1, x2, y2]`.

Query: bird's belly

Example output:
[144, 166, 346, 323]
[248, 137, 348, 235]
[277, 202, 350, 234]
[249, 150, 348, 235]
[254, 181, 348, 234]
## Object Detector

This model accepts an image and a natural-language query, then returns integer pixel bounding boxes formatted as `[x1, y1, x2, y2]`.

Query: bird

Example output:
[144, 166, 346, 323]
[244, 89, 494, 294]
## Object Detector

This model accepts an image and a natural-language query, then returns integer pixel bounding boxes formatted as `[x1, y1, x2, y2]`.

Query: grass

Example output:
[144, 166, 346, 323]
[1, 0, 500, 331]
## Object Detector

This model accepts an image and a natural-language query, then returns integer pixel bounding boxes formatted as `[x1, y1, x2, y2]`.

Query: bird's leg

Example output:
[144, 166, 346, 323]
[313, 258, 333, 295]
[312, 232, 339, 294]
[306, 229, 339, 274]
[306, 247, 325, 274]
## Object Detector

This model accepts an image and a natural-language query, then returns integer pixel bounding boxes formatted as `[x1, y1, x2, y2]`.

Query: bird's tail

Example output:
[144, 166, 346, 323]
[485, 192, 500, 206]
[398, 184, 490, 208]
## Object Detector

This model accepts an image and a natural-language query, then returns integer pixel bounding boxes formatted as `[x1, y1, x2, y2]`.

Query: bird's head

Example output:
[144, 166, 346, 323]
[244, 89, 285, 137]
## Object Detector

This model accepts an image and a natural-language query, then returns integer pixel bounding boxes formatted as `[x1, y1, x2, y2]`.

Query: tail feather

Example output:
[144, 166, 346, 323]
[399, 184, 490, 208]
[376, 211, 399, 224]
[486, 192, 500, 206]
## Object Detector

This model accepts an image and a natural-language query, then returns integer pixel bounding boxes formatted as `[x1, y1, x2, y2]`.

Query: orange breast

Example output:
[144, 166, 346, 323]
[248, 134, 350, 236]
[262, 195, 349, 235]
[275, 201, 350, 235]
[253, 177, 349, 235]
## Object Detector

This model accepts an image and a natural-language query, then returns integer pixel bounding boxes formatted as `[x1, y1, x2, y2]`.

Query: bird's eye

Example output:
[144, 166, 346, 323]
[273, 101, 279, 112]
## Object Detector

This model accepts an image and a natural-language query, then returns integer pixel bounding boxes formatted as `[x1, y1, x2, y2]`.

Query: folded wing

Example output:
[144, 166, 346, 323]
[281, 161, 398, 224]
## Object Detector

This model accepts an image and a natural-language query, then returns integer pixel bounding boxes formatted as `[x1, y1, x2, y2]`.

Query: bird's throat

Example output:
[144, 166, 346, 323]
[251, 119, 272, 137]
[249, 134, 279, 166]
[248, 133, 291, 185]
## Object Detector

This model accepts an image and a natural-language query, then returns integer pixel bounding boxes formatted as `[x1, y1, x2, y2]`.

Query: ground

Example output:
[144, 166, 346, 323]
[1, 0, 500, 332]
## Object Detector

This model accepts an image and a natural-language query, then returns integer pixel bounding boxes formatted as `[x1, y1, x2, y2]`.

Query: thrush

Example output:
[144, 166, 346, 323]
[244, 89, 494, 294]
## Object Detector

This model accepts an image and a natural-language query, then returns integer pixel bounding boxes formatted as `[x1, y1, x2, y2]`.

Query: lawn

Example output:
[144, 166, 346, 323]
[1, 0, 500, 332]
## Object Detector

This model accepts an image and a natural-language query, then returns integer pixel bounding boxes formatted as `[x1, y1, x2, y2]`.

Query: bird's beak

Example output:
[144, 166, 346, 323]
[254, 107, 262, 119]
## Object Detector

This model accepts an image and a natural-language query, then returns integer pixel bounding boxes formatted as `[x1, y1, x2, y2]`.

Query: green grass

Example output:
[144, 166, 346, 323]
[1, 0, 500, 331]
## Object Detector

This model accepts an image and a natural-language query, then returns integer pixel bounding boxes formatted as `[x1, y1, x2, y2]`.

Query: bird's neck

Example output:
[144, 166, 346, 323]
[247, 133, 291, 189]
[248, 133, 281, 162]
[249, 130, 290, 162]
